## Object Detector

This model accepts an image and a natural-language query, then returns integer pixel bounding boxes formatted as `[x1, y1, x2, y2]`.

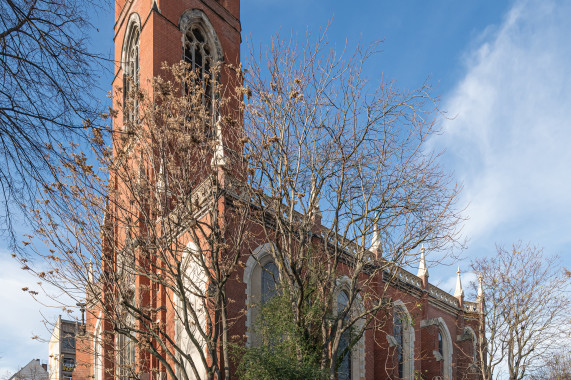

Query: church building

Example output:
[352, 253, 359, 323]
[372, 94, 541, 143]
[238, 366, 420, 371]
[74, 1, 483, 379]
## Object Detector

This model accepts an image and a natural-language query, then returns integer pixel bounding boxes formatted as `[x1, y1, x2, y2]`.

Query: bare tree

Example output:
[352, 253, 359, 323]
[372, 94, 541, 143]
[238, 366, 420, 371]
[241, 33, 464, 379]
[529, 351, 571, 380]
[20, 29, 466, 380]
[20, 62, 248, 380]
[472, 242, 571, 380]
[0, 0, 106, 240]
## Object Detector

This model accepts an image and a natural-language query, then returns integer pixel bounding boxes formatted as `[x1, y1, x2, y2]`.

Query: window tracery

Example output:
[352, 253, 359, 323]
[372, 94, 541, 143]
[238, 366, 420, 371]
[392, 300, 415, 380]
[122, 15, 140, 130]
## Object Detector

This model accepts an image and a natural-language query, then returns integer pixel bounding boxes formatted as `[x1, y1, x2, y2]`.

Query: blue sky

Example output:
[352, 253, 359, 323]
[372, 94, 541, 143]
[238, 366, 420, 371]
[2, 0, 570, 375]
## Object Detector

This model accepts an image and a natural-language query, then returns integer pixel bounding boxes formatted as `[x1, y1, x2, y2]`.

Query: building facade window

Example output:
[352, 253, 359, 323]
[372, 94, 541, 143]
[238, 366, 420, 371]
[244, 243, 279, 346]
[122, 14, 140, 130]
[394, 312, 404, 378]
[183, 24, 213, 107]
[117, 331, 135, 380]
[392, 300, 415, 380]
[62, 358, 75, 372]
[261, 261, 279, 304]
[179, 9, 223, 128]
[117, 288, 136, 380]
[62, 335, 76, 351]
[333, 277, 366, 380]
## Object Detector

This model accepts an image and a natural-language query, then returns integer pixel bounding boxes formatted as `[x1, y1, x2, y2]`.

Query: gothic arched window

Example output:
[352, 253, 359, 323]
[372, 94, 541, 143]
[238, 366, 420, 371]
[394, 312, 404, 378]
[117, 314, 136, 380]
[180, 9, 223, 128]
[243, 243, 281, 346]
[392, 300, 415, 379]
[122, 15, 140, 130]
[261, 261, 279, 304]
[183, 24, 214, 113]
[438, 330, 444, 356]
[337, 290, 351, 380]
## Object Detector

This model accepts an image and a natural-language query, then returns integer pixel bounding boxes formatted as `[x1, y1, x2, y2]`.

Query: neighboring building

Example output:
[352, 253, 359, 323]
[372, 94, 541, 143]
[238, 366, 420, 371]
[9, 359, 49, 380]
[74, 1, 484, 379]
[48, 316, 77, 380]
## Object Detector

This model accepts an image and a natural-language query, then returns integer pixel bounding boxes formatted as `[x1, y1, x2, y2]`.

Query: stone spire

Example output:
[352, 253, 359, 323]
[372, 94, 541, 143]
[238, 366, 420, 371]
[87, 260, 94, 284]
[477, 274, 485, 314]
[309, 175, 322, 233]
[417, 244, 429, 278]
[477, 274, 484, 300]
[454, 267, 464, 298]
[370, 222, 381, 255]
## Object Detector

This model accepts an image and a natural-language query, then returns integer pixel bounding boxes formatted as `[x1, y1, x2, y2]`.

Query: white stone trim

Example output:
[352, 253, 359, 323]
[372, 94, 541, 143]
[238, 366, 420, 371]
[393, 300, 415, 380]
[120, 13, 141, 72]
[174, 241, 207, 380]
[93, 312, 103, 380]
[243, 243, 278, 346]
[334, 276, 366, 380]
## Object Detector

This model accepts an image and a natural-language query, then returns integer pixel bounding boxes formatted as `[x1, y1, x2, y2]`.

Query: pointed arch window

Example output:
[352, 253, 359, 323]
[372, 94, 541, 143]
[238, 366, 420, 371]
[392, 301, 415, 379]
[394, 312, 404, 378]
[117, 314, 136, 380]
[261, 261, 279, 304]
[122, 16, 140, 130]
[183, 24, 214, 114]
[180, 9, 224, 128]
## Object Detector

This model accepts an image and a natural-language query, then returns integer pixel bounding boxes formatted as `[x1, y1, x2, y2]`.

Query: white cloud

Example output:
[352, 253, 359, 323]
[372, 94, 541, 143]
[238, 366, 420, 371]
[433, 270, 477, 296]
[0, 254, 63, 374]
[434, 0, 571, 258]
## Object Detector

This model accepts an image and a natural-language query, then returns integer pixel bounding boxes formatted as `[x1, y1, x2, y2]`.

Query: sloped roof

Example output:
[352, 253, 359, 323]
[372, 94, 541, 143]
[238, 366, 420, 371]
[8, 359, 48, 380]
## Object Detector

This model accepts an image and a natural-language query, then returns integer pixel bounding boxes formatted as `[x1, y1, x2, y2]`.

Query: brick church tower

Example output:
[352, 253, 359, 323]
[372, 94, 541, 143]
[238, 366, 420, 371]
[75, 2, 243, 380]
[112, 0, 241, 138]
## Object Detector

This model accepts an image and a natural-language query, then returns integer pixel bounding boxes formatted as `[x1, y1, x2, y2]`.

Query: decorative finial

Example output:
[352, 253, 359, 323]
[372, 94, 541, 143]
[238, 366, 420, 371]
[87, 260, 94, 284]
[309, 175, 322, 234]
[454, 266, 464, 298]
[310, 175, 321, 218]
[370, 222, 381, 253]
[417, 244, 429, 278]
[477, 274, 484, 299]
